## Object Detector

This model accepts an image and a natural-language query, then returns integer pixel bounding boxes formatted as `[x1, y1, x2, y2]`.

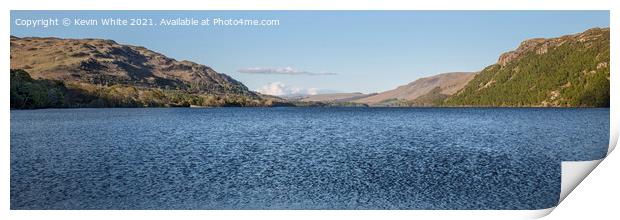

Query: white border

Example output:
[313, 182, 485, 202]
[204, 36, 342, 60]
[7, 209, 555, 220]
[2, 0, 617, 219]
[1, 0, 615, 10]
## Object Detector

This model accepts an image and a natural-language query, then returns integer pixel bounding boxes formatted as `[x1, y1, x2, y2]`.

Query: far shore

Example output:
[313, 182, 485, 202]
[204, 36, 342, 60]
[9, 105, 610, 110]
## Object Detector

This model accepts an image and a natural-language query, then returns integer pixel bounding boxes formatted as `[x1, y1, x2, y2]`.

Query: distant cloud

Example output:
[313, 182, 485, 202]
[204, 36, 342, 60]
[238, 67, 337, 76]
[257, 82, 320, 97]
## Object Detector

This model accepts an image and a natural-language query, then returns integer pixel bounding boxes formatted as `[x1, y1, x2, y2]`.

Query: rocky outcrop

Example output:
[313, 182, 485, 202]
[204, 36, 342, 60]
[497, 28, 609, 66]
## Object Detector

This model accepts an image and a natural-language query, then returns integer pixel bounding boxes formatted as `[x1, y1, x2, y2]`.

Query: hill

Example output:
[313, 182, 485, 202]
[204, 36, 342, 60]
[445, 28, 610, 107]
[10, 36, 286, 108]
[354, 72, 476, 106]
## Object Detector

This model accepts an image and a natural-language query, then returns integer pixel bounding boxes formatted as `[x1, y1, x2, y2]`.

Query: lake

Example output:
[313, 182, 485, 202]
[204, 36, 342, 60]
[10, 108, 609, 210]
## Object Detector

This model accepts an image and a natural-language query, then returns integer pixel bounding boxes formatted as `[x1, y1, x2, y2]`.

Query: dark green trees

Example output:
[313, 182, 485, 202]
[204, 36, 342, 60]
[10, 69, 66, 109]
[445, 28, 609, 107]
[10, 69, 289, 109]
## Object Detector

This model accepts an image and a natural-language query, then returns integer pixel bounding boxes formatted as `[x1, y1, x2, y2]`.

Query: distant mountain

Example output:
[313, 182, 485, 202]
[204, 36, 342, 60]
[445, 27, 610, 107]
[354, 72, 476, 105]
[10, 36, 286, 108]
[300, 92, 376, 102]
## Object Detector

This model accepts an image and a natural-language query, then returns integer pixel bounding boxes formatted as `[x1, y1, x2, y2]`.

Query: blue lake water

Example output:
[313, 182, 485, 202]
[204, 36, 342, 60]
[10, 108, 609, 210]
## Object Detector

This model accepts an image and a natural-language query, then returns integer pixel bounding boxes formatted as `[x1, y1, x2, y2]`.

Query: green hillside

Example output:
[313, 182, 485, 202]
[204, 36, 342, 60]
[445, 28, 609, 107]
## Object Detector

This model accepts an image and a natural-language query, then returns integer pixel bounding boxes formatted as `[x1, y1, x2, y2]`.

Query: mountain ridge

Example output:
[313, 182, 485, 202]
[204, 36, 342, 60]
[10, 36, 255, 97]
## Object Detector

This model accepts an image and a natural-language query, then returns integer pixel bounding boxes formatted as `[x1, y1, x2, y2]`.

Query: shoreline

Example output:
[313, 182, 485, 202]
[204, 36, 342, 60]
[9, 106, 611, 110]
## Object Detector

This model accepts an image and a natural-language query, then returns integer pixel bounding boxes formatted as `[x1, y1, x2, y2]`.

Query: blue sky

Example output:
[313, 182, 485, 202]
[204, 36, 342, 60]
[10, 11, 609, 95]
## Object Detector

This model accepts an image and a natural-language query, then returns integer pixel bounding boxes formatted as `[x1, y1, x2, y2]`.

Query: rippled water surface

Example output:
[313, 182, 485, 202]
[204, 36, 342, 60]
[10, 108, 609, 209]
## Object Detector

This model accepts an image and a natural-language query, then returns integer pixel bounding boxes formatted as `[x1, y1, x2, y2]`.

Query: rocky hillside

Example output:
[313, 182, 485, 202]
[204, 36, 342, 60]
[10, 36, 290, 109]
[354, 72, 476, 105]
[11, 36, 254, 96]
[445, 27, 610, 107]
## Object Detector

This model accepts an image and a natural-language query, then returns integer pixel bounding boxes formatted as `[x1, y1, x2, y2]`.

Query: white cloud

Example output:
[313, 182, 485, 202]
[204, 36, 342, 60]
[238, 67, 337, 76]
[257, 82, 321, 97]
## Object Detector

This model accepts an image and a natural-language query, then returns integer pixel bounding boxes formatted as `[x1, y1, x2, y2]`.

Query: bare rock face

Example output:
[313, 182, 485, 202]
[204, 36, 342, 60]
[10, 36, 255, 97]
[497, 28, 609, 66]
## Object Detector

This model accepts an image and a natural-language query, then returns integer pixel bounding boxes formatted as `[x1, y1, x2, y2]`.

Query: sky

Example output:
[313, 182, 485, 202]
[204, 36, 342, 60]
[10, 11, 610, 96]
